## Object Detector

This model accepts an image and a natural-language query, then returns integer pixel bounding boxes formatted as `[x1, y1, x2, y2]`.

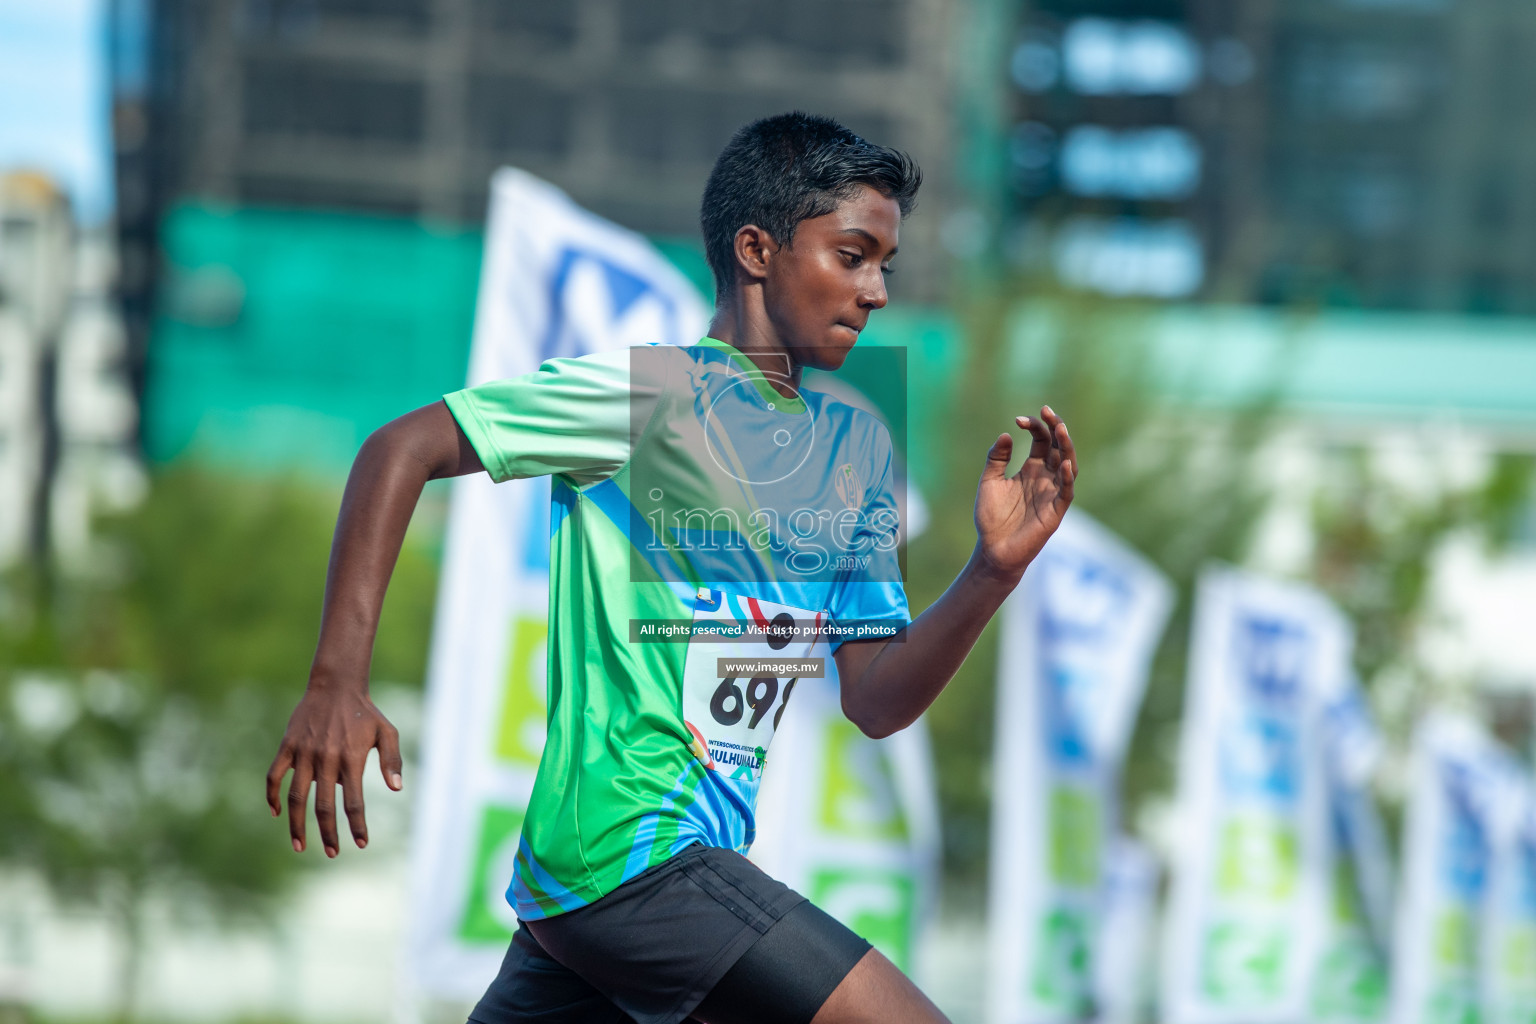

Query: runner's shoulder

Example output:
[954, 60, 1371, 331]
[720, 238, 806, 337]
[802, 387, 896, 459]
[536, 343, 682, 393]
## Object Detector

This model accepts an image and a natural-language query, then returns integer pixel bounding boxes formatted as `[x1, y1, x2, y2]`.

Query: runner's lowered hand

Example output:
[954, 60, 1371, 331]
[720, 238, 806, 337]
[266, 681, 403, 858]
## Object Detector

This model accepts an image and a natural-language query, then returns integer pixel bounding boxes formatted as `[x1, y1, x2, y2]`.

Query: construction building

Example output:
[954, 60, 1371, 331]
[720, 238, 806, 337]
[1002, 0, 1536, 313]
[112, 0, 955, 304]
[0, 172, 142, 571]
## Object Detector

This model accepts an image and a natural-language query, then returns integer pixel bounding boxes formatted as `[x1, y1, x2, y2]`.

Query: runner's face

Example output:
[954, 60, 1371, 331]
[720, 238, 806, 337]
[763, 185, 900, 371]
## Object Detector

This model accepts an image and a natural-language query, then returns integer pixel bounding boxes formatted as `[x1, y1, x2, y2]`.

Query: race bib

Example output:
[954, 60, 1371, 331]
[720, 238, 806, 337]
[682, 588, 829, 782]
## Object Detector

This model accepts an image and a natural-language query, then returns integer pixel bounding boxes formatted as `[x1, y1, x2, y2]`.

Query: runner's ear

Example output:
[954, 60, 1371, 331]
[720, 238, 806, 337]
[732, 224, 775, 283]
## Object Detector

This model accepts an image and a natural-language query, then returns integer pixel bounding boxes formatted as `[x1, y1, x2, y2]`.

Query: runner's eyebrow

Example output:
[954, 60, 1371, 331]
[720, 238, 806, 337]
[836, 228, 898, 257]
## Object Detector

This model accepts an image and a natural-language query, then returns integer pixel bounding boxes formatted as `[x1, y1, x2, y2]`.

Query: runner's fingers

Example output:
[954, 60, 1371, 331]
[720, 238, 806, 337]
[1018, 414, 1053, 462]
[378, 722, 403, 791]
[313, 758, 341, 858]
[1055, 419, 1076, 472]
[287, 759, 314, 852]
[266, 746, 293, 817]
[1036, 408, 1076, 479]
[341, 762, 368, 849]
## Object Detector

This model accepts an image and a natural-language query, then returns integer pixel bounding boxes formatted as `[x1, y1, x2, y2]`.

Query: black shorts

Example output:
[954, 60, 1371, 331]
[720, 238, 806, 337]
[467, 843, 872, 1024]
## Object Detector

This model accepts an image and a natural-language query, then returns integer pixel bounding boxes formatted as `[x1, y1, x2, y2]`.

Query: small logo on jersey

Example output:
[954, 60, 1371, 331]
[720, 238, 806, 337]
[695, 587, 723, 612]
[833, 463, 863, 510]
[685, 720, 714, 769]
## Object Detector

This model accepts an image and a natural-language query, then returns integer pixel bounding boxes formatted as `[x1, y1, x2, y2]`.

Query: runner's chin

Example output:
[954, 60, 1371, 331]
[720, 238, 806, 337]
[821, 327, 859, 367]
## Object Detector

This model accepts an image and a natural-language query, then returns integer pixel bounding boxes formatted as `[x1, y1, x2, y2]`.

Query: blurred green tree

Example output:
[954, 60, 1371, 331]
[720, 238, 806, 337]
[906, 282, 1536, 891]
[0, 466, 438, 1022]
[1309, 448, 1536, 752]
[904, 286, 1275, 891]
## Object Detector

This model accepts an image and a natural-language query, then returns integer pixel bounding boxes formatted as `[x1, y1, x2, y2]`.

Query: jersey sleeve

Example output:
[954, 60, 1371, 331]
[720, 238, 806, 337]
[826, 423, 910, 651]
[444, 347, 668, 488]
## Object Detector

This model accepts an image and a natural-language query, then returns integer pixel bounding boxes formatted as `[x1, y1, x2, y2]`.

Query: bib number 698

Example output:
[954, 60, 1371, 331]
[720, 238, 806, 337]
[711, 676, 796, 731]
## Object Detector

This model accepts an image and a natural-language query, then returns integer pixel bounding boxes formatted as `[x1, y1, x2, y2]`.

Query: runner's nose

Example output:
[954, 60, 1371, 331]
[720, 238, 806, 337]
[859, 269, 888, 310]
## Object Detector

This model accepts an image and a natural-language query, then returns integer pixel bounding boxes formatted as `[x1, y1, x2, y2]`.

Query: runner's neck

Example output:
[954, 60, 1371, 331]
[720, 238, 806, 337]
[702, 312, 803, 399]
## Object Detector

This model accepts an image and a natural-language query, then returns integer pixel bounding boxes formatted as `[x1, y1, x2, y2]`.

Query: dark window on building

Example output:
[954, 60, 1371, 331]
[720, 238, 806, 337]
[591, 197, 702, 239]
[1473, 174, 1513, 231]
[1284, 39, 1440, 122]
[238, 173, 423, 216]
[472, 0, 580, 46]
[1338, 166, 1414, 238]
[610, 89, 770, 165]
[616, 0, 902, 66]
[468, 76, 574, 157]
[244, 59, 425, 144]
[618, 1, 784, 51]
[312, 0, 432, 33]
[609, 88, 895, 166]
[774, 0, 904, 64]
[1463, 271, 1512, 314]
[241, 0, 432, 35]
[1489, 31, 1529, 119]
[1029, 0, 1184, 15]
[457, 172, 494, 222]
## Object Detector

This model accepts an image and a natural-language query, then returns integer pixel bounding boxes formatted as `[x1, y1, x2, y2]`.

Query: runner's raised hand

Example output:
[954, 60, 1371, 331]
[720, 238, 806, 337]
[972, 405, 1077, 583]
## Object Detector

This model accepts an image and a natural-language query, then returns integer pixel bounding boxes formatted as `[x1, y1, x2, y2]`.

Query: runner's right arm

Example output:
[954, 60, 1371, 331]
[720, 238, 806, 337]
[265, 400, 484, 859]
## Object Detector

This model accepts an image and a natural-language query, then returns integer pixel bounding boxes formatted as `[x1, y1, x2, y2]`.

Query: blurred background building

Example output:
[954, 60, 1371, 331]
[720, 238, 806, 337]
[0, 173, 70, 571]
[108, 0, 958, 471]
[104, 0, 1536, 467]
[123, 0, 951, 231]
[0, 171, 140, 573]
[1002, 0, 1536, 312]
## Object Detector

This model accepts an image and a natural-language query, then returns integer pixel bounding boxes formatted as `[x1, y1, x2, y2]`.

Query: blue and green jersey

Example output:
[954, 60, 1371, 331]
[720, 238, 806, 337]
[445, 338, 908, 920]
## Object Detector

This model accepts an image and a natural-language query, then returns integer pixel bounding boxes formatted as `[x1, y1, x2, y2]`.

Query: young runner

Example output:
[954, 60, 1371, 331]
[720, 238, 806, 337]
[266, 112, 1076, 1024]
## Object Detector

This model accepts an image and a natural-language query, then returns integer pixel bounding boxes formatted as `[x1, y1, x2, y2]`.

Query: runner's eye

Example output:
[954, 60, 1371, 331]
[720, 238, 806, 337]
[840, 251, 863, 267]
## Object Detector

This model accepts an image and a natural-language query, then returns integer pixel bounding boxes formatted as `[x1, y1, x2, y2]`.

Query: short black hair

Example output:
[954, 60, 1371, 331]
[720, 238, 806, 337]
[700, 112, 922, 301]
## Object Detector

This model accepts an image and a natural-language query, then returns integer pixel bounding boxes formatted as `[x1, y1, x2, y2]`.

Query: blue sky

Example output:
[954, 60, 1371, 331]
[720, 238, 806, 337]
[0, 0, 113, 224]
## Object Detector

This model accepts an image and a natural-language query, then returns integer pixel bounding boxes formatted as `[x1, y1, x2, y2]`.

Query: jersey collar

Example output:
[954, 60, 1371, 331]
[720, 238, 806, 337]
[696, 337, 808, 415]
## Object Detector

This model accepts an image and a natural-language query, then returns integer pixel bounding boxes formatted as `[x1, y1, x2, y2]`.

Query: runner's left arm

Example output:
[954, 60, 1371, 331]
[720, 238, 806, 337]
[832, 406, 1075, 738]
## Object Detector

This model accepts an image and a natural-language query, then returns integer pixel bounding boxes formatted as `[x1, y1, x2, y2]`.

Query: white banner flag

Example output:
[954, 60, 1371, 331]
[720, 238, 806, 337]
[749, 676, 942, 974]
[1483, 771, 1536, 1024]
[1311, 681, 1393, 1024]
[987, 510, 1174, 1024]
[1093, 838, 1163, 1024]
[1162, 566, 1353, 1024]
[1390, 712, 1515, 1024]
[406, 168, 709, 997]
